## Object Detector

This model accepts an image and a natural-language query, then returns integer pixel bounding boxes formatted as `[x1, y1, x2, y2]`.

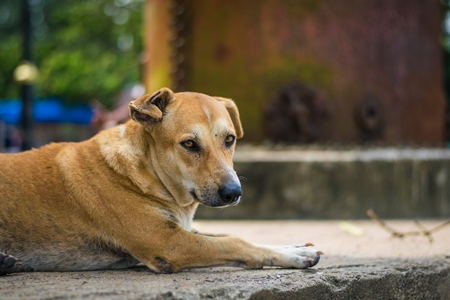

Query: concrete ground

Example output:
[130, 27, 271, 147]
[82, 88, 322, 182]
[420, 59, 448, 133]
[1, 220, 450, 299]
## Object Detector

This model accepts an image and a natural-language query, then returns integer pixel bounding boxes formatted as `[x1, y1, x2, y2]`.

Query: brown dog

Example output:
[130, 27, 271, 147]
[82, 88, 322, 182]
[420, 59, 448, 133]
[0, 88, 322, 274]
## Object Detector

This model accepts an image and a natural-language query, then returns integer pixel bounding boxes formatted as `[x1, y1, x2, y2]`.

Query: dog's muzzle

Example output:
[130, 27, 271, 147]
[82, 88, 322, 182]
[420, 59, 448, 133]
[218, 183, 242, 205]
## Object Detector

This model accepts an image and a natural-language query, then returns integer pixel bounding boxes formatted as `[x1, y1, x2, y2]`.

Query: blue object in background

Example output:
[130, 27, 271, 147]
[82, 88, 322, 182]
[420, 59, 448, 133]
[0, 98, 93, 125]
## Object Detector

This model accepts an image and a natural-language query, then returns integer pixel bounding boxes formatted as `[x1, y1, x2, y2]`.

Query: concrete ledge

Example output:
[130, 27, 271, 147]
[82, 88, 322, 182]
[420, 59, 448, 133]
[2, 220, 449, 299]
[2, 258, 449, 299]
[197, 148, 450, 219]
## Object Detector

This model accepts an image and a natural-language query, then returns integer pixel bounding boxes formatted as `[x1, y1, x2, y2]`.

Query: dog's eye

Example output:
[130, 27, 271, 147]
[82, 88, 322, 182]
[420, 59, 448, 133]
[181, 140, 199, 151]
[225, 135, 235, 147]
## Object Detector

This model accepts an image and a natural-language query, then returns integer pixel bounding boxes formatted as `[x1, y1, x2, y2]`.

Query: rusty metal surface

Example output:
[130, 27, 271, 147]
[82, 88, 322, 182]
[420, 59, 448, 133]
[169, 0, 191, 92]
[144, 0, 445, 145]
[264, 82, 328, 143]
[143, 0, 173, 92]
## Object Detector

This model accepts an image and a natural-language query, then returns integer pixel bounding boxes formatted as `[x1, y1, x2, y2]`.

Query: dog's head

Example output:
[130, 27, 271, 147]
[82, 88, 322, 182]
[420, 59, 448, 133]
[129, 87, 243, 208]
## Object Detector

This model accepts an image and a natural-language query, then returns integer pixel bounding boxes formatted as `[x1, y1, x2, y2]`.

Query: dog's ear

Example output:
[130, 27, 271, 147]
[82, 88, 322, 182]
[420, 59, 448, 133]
[129, 87, 175, 125]
[214, 97, 244, 138]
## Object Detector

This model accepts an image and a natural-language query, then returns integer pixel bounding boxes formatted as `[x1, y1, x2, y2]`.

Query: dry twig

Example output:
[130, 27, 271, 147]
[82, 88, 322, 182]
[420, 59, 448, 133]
[366, 209, 450, 243]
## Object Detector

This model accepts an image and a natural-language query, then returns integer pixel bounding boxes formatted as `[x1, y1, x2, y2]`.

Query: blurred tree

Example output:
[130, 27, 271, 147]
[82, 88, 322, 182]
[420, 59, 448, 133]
[0, 0, 143, 108]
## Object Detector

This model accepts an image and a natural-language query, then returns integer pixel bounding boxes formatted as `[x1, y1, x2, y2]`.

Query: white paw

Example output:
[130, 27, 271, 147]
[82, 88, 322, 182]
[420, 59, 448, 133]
[262, 243, 323, 269]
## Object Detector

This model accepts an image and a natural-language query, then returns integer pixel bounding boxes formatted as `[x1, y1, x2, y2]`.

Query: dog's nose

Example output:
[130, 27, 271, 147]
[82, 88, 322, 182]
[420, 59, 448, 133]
[218, 184, 242, 204]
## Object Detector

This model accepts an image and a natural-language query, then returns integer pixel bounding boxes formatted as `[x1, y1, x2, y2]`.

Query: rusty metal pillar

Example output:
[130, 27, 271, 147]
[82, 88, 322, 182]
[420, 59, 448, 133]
[144, 0, 191, 92]
[144, 0, 445, 146]
[143, 0, 173, 92]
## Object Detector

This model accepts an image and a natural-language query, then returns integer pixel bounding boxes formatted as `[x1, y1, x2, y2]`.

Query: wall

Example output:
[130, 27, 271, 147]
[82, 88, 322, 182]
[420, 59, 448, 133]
[196, 149, 450, 219]
[144, 0, 445, 145]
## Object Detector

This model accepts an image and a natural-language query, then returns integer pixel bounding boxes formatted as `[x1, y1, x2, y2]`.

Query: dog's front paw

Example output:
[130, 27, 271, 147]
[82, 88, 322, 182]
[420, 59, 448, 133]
[291, 243, 323, 268]
[0, 252, 22, 276]
[268, 243, 323, 269]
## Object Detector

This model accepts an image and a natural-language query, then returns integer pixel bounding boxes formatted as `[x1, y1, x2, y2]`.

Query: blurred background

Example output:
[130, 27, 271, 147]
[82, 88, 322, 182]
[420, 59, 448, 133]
[0, 0, 144, 151]
[1, 0, 450, 219]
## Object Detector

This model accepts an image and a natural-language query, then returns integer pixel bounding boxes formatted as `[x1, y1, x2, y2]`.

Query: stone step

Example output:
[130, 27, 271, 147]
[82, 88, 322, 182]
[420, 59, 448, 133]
[3, 221, 449, 299]
[197, 148, 450, 219]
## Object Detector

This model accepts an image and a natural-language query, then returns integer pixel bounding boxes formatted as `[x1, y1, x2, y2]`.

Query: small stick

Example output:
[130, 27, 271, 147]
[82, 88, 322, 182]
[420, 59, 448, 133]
[413, 220, 433, 243]
[367, 208, 450, 243]
[429, 220, 450, 233]
[366, 209, 403, 238]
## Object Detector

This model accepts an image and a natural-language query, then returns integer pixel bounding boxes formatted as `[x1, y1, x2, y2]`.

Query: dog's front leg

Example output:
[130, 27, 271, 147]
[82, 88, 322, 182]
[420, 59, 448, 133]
[191, 228, 228, 237]
[127, 229, 322, 273]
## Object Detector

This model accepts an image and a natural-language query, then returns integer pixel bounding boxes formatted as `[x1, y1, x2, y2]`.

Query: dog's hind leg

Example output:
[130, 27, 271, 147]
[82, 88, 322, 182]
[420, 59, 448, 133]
[0, 252, 22, 276]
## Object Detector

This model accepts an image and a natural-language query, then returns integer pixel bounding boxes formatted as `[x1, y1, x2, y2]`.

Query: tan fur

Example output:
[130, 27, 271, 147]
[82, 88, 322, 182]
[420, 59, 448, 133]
[0, 88, 321, 273]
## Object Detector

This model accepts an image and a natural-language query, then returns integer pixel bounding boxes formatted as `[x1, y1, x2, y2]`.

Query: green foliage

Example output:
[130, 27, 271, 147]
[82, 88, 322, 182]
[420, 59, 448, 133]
[0, 0, 143, 107]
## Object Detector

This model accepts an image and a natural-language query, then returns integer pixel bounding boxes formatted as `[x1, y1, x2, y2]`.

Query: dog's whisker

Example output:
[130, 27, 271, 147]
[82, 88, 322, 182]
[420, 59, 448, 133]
[238, 176, 247, 182]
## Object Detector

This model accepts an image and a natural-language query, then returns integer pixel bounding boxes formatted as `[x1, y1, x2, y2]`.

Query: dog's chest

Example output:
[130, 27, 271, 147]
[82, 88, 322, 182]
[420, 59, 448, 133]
[178, 203, 198, 232]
